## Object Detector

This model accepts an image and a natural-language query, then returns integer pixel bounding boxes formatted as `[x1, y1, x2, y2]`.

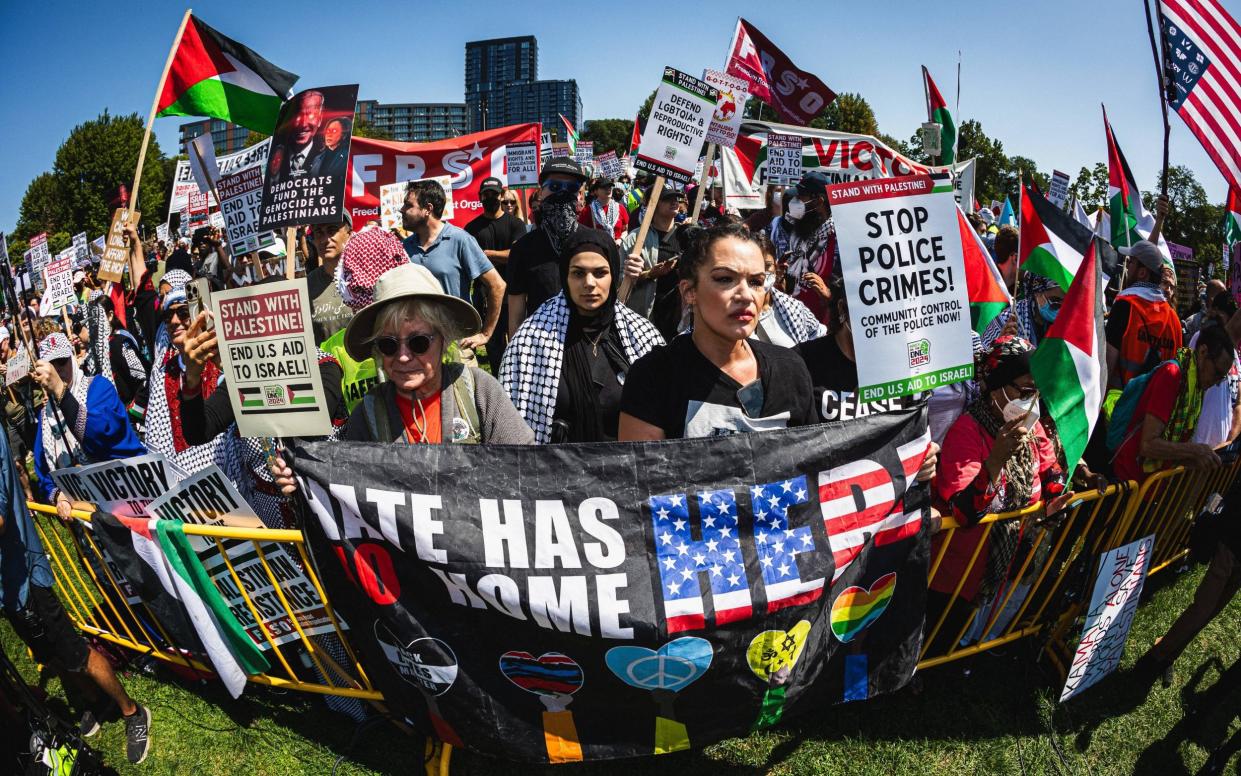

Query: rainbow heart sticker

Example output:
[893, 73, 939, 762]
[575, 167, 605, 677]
[499, 651, 584, 697]
[830, 572, 897, 643]
[746, 621, 811, 684]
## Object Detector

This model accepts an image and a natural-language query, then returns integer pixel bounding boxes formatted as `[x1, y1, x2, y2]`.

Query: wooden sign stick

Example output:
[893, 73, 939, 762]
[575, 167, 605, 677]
[129, 8, 192, 215]
[618, 175, 665, 305]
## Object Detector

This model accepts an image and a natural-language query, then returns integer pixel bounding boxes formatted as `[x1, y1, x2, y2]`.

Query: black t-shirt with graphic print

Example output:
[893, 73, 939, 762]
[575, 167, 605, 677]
[620, 334, 816, 439]
[796, 334, 920, 422]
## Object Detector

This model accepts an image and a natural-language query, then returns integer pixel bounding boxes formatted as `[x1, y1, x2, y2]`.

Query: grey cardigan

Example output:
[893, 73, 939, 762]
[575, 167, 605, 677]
[340, 363, 535, 445]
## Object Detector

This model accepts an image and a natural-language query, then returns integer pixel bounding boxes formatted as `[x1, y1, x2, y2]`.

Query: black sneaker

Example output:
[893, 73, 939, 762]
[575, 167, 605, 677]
[78, 709, 100, 738]
[123, 705, 151, 764]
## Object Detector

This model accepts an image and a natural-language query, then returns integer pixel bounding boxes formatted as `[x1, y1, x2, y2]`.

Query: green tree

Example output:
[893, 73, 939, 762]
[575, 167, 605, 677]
[48, 231, 71, 254]
[52, 110, 167, 237]
[956, 120, 1009, 205]
[244, 132, 269, 148]
[1144, 164, 1223, 263]
[14, 173, 65, 241]
[1068, 163, 1108, 212]
[638, 89, 658, 122]
[582, 119, 634, 156]
[352, 118, 393, 141]
[1004, 155, 1049, 198]
[809, 93, 878, 136]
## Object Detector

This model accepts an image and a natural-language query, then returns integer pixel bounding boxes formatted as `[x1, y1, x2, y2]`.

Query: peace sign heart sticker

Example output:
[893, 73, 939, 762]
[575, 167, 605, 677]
[605, 637, 714, 693]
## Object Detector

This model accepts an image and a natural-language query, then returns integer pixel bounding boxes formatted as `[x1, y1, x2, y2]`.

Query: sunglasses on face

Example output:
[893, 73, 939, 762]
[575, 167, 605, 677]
[163, 306, 190, 323]
[1009, 385, 1039, 399]
[542, 179, 581, 196]
[375, 332, 437, 357]
[501, 200, 518, 207]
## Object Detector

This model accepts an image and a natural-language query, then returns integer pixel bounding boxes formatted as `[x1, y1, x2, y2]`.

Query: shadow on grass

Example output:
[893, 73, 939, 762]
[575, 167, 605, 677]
[1131, 656, 1241, 775]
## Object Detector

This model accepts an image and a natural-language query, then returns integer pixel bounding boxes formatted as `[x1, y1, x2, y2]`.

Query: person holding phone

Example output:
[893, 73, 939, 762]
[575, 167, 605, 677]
[619, 186, 685, 325]
[617, 224, 816, 440]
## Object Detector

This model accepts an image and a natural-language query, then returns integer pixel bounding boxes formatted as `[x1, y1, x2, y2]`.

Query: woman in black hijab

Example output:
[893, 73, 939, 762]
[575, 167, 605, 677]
[500, 229, 664, 443]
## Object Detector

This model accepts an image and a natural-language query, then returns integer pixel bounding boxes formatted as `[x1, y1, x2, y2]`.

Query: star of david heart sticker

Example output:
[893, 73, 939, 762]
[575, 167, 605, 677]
[605, 637, 713, 693]
[830, 572, 897, 643]
[498, 651, 584, 697]
[746, 620, 812, 683]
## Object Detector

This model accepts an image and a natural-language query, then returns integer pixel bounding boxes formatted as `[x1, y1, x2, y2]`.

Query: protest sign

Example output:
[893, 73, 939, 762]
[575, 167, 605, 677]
[210, 211, 226, 231]
[28, 233, 50, 294]
[1060, 535, 1154, 701]
[52, 453, 190, 519]
[379, 176, 454, 231]
[89, 235, 105, 262]
[218, 166, 275, 254]
[5, 349, 29, 386]
[575, 140, 595, 168]
[41, 257, 76, 314]
[633, 67, 717, 185]
[188, 133, 220, 194]
[595, 151, 623, 181]
[703, 69, 750, 148]
[347, 125, 540, 229]
[766, 133, 803, 185]
[71, 232, 89, 266]
[294, 408, 932, 762]
[259, 84, 359, 230]
[156, 223, 169, 243]
[828, 175, 974, 401]
[98, 208, 140, 283]
[212, 279, 332, 437]
[506, 141, 540, 188]
[1048, 169, 1071, 209]
[170, 138, 271, 215]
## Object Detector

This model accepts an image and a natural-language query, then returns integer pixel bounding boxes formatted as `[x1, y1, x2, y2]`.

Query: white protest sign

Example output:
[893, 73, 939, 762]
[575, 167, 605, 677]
[703, 69, 750, 148]
[144, 465, 264, 552]
[828, 174, 974, 400]
[209, 211, 226, 231]
[634, 66, 717, 184]
[41, 257, 76, 314]
[51, 453, 190, 519]
[170, 138, 270, 214]
[72, 232, 89, 266]
[156, 223, 170, 244]
[90, 235, 105, 263]
[921, 122, 942, 156]
[188, 133, 220, 194]
[505, 141, 540, 188]
[379, 176, 453, 231]
[213, 279, 332, 437]
[595, 150, 623, 181]
[575, 140, 595, 167]
[766, 133, 803, 185]
[5, 349, 30, 386]
[1048, 169, 1071, 209]
[28, 233, 50, 293]
[1060, 535, 1155, 701]
[218, 166, 273, 255]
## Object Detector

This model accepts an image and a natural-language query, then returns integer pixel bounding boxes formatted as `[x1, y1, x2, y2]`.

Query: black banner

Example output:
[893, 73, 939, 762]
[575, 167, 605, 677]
[260, 84, 359, 230]
[292, 409, 931, 763]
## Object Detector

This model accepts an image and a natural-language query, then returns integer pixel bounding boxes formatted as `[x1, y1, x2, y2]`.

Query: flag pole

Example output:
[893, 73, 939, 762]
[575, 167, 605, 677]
[130, 8, 193, 216]
[1142, 0, 1171, 199]
[688, 144, 717, 225]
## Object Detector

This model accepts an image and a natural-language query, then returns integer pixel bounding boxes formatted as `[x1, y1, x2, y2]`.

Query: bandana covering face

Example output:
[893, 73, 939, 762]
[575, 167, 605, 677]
[336, 229, 410, 312]
[540, 196, 579, 253]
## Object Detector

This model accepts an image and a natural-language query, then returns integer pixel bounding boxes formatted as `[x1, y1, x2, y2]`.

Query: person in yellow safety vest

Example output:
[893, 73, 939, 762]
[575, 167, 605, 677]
[321, 327, 377, 413]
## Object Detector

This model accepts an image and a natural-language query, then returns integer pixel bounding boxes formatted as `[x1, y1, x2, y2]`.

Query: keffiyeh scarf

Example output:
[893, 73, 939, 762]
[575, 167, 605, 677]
[40, 362, 92, 474]
[770, 290, 827, 343]
[590, 199, 620, 235]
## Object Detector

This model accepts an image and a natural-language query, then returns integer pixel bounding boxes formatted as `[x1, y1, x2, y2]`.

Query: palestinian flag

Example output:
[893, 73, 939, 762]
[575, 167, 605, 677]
[1019, 180, 1095, 291]
[1226, 186, 1241, 245]
[286, 383, 317, 405]
[1102, 105, 1169, 261]
[115, 515, 268, 698]
[922, 66, 956, 164]
[628, 112, 644, 159]
[156, 16, 299, 135]
[959, 205, 1012, 333]
[1030, 240, 1105, 483]
[560, 114, 580, 154]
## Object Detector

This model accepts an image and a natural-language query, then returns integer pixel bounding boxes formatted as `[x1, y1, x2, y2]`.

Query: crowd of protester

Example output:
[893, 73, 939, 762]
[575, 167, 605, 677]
[1, 154, 1238, 765]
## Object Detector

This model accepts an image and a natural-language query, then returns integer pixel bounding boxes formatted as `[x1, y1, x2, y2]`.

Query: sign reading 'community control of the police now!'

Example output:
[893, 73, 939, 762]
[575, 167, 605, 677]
[829, 174, 973, 401]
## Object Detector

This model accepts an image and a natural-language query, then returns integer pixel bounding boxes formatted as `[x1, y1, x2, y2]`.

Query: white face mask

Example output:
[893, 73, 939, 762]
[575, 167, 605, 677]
[999, 388, 1040, 428]
[786, 197, 806, 222]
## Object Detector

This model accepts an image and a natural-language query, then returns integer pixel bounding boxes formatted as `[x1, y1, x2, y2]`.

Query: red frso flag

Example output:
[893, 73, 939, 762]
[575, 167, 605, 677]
[1159, 0, 1241, 189]
[725, 18, 835, 126]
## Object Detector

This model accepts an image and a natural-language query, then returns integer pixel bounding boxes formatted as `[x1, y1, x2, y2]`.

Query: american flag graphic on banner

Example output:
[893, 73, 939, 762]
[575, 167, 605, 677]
[1160, 0, 1241, 189]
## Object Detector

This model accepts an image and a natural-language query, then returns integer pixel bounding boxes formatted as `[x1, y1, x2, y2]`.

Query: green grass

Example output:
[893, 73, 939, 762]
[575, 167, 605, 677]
[3, 562, 1237, 775]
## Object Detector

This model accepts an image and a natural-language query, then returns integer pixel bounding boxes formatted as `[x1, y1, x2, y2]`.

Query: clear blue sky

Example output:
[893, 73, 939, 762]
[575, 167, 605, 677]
[0, 0, 1230, 236]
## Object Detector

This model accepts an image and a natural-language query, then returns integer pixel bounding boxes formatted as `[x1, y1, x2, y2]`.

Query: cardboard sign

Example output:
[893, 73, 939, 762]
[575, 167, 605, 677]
[212, 279, 332, 437]
[766, 133, 803, 185]
[71, 232, 89, 266]
[703, 69, 750, 148]
[5, 349, 30, 386]
[1048, 169, 1071, 209]
[828, 174, 974, 400]
[505, 141, 540, 188]
[28, 233, 50, 294]
[634, 67, 717, 184]
[379, 176, 453, 231]
[98, 209, 140, 283]
[218, 166, 272, 254]
[1060, 535, 1154, 701]
[51, 453, 190, 519]
[259, 84, 360, 230]
[41, 257, 76, 314]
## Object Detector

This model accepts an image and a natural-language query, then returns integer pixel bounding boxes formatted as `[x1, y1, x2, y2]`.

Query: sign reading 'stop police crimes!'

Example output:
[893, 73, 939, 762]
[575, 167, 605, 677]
[259, 84, 359, 230]
[633, 67, 717, 184]
[828, 174, 973, 401]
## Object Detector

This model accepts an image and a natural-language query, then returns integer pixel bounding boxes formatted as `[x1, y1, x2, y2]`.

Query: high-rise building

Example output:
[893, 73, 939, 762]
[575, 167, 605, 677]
[356, 100, 467, 142]
[464, 35, 581, 135]
[178, 119, 253, 154]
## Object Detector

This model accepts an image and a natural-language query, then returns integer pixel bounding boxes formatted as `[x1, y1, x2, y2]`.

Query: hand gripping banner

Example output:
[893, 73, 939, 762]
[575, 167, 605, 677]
[291, 408, 932, 763]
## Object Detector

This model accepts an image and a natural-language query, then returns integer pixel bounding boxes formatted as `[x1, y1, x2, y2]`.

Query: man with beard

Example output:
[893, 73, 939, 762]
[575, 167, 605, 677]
[465, 177, 526, 372]
[783, 171, 836, 323]
[507, 157, 610, 336]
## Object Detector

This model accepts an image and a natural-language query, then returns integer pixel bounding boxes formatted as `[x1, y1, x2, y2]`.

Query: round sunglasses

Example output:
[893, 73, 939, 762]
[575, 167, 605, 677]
[375, 332, 437, 357]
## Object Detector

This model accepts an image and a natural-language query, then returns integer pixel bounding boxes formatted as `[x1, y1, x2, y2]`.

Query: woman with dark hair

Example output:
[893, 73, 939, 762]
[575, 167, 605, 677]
[752, 233, 825, 346]
[618, 223, 816, 440]
[501, 229, 663, 443]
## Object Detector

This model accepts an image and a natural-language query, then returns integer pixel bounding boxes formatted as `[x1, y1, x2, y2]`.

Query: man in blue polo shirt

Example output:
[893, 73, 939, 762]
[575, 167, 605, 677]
[401, 179, 506, 353]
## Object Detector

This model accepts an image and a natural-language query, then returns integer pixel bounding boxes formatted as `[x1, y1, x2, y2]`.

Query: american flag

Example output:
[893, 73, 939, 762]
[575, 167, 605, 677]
[751, 476, 824, 613]
[1160, 0, 1241, 190]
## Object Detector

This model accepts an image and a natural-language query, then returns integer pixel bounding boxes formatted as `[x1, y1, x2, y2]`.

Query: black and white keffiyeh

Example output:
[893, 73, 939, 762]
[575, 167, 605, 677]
[770, 290, 827, 343]
[589, 199, 620, 236]
[82, 300, 113, 381]
[500, 292, 664, 443]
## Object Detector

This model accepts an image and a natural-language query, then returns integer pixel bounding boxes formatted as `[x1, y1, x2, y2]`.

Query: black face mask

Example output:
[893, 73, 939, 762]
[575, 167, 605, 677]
[482, 193, 501, 213]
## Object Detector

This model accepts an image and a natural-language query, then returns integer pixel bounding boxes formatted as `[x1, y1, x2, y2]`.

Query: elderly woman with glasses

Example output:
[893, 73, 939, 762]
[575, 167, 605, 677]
[31, 332, 145, 521]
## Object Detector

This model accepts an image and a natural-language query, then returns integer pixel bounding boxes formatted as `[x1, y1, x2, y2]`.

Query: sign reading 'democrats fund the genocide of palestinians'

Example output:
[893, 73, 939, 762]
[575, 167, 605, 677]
[634, 67, 717, 184]
[829, 175, 973, 401]
[1060, 535, 1155, 701]
[213, 279, 332, 438]
[292, 409, 934, 763]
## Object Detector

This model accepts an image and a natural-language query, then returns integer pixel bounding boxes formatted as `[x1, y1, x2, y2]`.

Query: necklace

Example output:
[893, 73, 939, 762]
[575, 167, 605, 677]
[586, 328, 607, 357]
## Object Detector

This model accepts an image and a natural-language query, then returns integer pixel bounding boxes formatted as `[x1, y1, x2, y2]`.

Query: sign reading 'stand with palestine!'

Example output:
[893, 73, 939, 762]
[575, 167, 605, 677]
[829, 174, 973, 401]
[633, 67, 717, 184]
[213, 279, 331, 438]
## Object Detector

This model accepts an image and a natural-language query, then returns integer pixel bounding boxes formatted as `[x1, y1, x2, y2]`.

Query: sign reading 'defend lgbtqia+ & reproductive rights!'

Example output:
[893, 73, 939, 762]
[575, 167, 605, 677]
[829, 174, 973, 401]
[634, 67, 717, 184]
[212, 279, 331, 438]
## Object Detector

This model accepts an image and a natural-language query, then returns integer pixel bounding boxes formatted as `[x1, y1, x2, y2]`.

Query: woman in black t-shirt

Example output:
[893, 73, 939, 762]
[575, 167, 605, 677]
[619, 224, 816, 440]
